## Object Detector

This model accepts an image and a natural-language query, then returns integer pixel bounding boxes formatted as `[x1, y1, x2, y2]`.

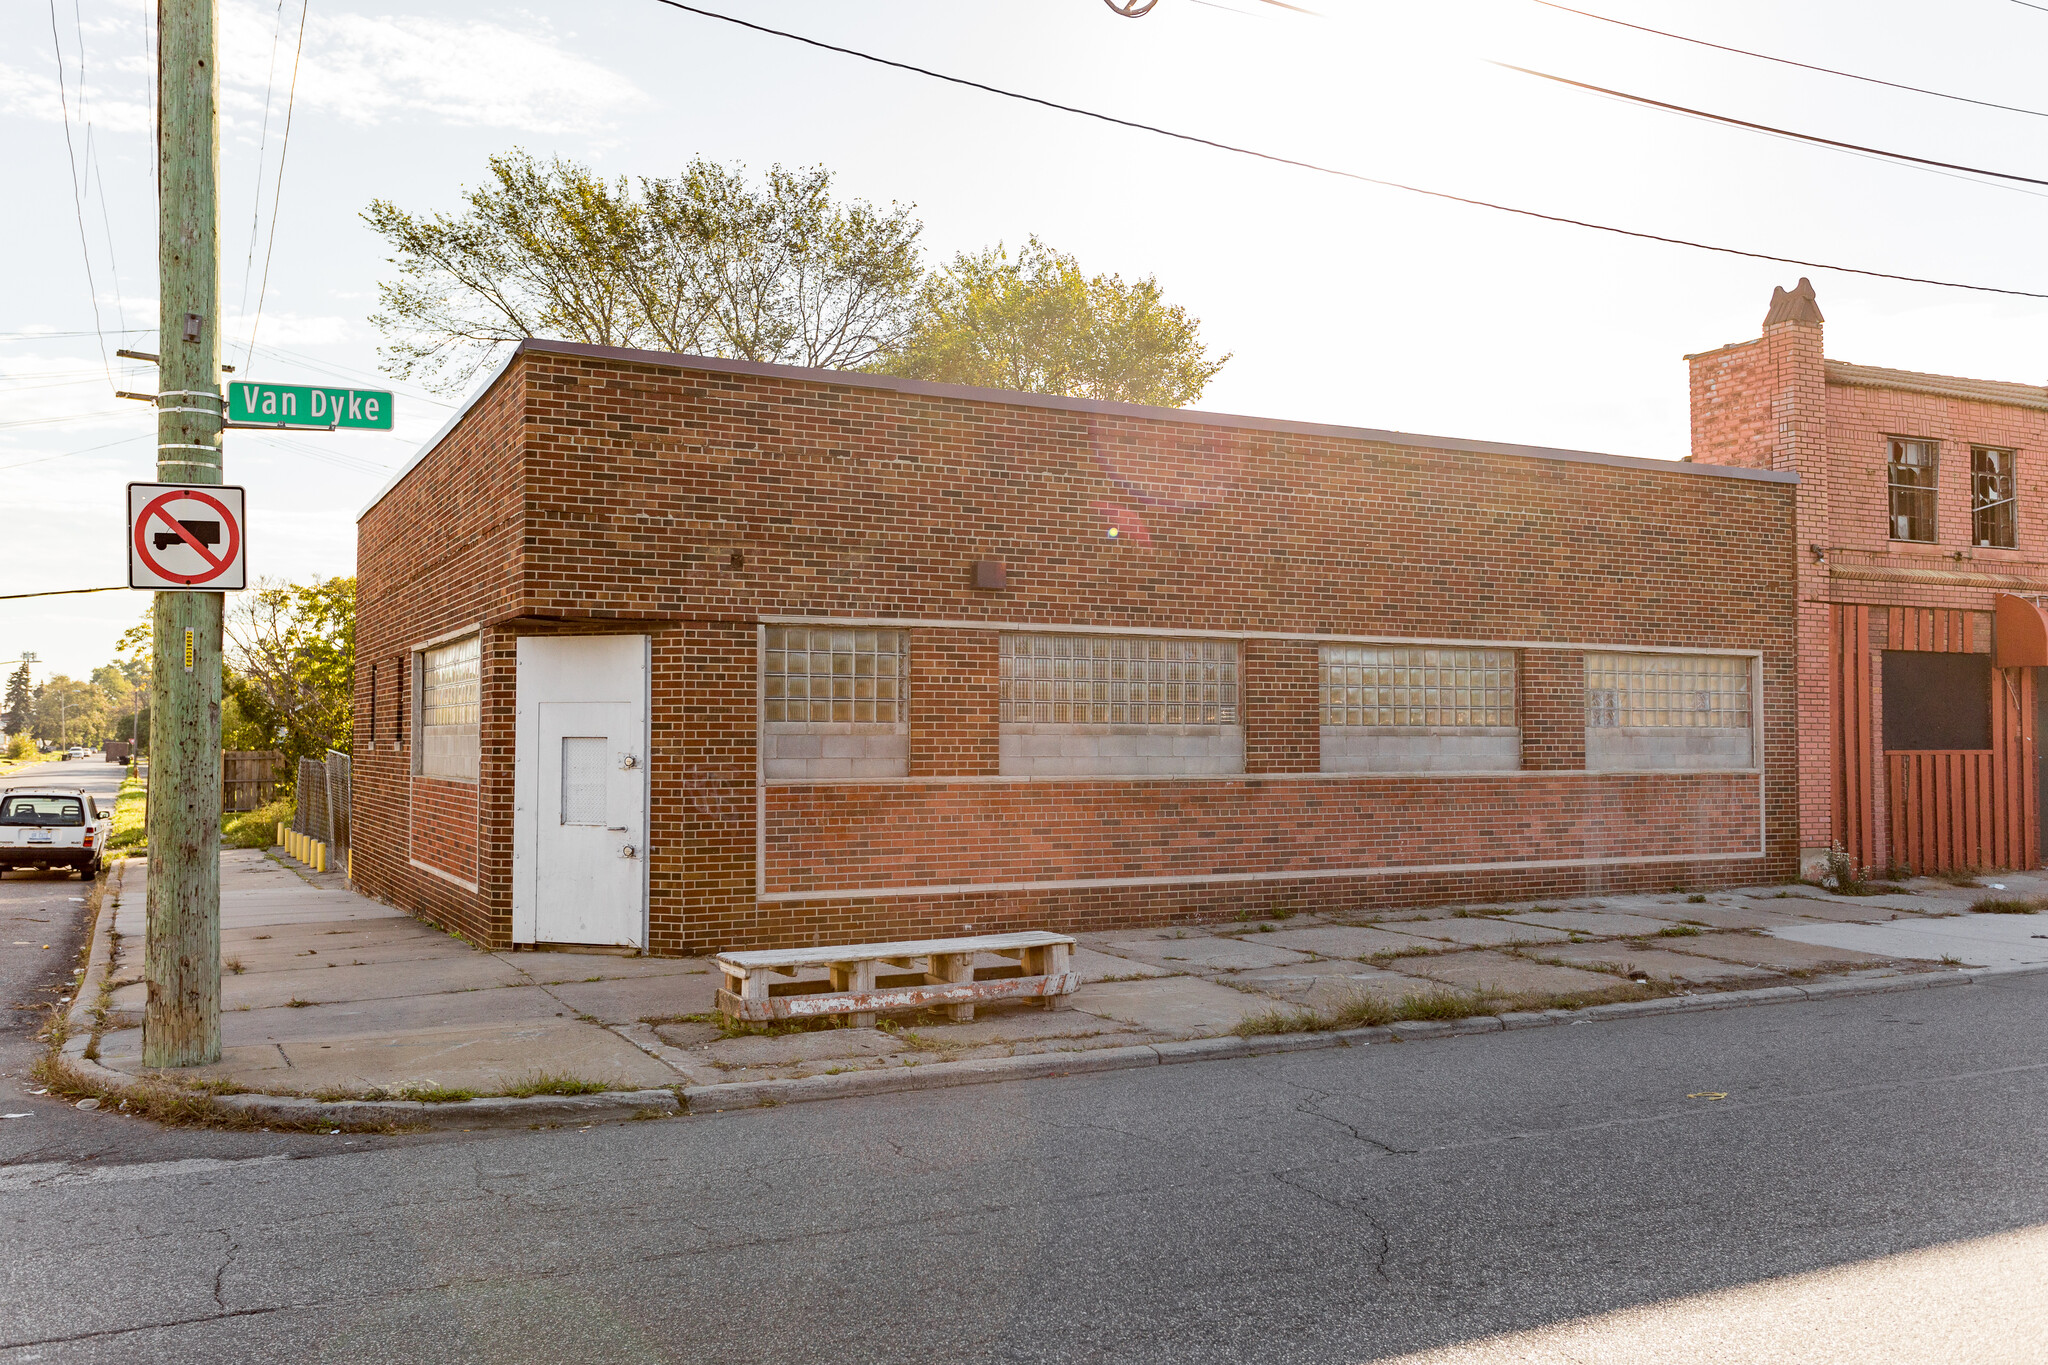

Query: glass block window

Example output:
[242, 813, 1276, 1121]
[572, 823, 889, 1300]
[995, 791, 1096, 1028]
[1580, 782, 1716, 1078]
[418, 634, 480, 780]
[1888, 438, 1938, 543]
[763, 626, 907, 724]
[1585, 653, 1751, 729]
[1319, 646, 1517, 727]
[1973, 446, 2016, 549]
[1000, 634, 1239, 725]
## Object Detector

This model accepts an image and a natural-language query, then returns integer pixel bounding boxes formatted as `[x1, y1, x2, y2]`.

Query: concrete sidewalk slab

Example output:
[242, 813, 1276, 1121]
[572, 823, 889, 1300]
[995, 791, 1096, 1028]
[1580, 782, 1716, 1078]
[504, 953, 711, 984]
[534, 971, 719, 1025]
[108, 953, 530, 1015]
[1235, 962, 1428, 1010]
[1254, 924, 1446, 958]
[1770, 913, 2048, 970]
[1396, 950, 1622, 997]
[1103, 936, 1312, 971]
[207, 983, 593, 1046]
[1377, 917, 1574, 948]
[1612, 903, 1805, 932]
[1503, 909, 1678, 937]
[1069, 947, 1173, 982]
[98, 1018, 679, 1094]
[1667, 933, 1900, 972]
[708, 1028, 902, 1068]
[1070, 975, 1278, 1033]
[1528, 943, 1782, 985]
[889, 1007, 1137, 1047]
[1761, 898, 1914, 924]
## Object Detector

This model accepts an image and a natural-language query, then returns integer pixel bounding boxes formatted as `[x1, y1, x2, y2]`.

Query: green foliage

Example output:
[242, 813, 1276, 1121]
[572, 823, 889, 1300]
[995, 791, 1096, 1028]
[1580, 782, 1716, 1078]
[365, 151, 923, 392]
[109, 776, 149, 851]
[224, 576, 355, 783]
[224, 797, 295, 850]
[5, 733, 34, 762]
[498, 1072, 611, 1097]
[876, 236, 1227, 406]
[3, 661, 31, 738]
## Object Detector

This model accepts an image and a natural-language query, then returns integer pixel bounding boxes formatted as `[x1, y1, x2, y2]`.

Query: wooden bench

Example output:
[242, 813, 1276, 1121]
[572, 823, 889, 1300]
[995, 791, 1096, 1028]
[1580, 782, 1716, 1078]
[715, 931, 1079, 1026]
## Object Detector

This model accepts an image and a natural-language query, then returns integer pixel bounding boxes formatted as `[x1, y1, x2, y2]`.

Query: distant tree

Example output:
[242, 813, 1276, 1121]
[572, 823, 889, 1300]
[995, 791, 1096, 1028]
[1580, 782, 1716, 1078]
[876, 236, 1228, 407]
[2, 661, 31, 739]
[30, 676, 106, 748]
[223, 577, 356, 777]
[365, 151, 923, 393]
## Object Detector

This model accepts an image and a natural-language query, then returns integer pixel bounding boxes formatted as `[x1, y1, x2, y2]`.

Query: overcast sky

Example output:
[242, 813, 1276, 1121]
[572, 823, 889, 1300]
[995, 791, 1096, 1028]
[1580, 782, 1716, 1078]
[5, 0, 2047, 681]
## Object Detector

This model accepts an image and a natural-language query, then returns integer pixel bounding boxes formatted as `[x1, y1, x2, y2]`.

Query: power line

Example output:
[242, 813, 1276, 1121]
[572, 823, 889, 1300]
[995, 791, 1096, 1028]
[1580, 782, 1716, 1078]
[0, 329, 154, 342]
[46, 0, 112, 389]
[1530, 1, 2048, 121]
[245, 0, 308, 369]
[0, 586, 127, 603]
[646, 0, 2048, 300]
[238, 0, 290, 344]
[1499, 64, 2048, 189]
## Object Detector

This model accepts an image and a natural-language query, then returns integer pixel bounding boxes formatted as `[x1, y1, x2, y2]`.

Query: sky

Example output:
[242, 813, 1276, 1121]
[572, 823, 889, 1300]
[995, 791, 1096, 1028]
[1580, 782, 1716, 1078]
[4, 0, 2048, 683]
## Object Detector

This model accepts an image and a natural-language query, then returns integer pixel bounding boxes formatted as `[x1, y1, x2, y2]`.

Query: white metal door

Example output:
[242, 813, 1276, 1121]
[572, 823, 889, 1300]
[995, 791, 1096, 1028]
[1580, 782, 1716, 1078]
[535, 703, 643, 945]
[513, 635, 649, 948]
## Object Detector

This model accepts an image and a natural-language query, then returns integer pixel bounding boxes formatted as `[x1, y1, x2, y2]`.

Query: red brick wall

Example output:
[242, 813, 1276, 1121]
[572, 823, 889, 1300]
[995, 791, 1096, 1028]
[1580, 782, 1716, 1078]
[765, 773, 1759, 896]
[357, 344, 1799, 952]
[909, 629, 1000, 776]
[409, 777, 478, 887]
[1688, 339, 1776, 470]
[1520, 650, 1587, 771]
[1244, 640, 1319, 773]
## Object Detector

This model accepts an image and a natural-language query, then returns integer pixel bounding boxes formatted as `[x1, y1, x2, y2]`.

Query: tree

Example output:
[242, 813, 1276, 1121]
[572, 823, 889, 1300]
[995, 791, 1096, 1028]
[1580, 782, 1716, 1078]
[223, 577, 356, 778]
[30, 676, 106, 748]
[876, 236, 1228, 407]
[3, 661, 31, 739]
[365, 152, 923, 393]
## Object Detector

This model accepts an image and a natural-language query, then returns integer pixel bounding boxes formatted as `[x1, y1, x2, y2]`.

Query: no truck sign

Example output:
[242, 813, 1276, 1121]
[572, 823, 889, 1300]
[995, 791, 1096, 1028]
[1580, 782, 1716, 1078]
[128, 482, 247, 590]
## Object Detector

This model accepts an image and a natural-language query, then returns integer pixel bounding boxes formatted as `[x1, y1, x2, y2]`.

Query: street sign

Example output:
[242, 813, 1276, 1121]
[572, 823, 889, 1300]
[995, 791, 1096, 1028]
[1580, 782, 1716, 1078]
[226, 380, 393, 430]
[128, 482, 247, 590]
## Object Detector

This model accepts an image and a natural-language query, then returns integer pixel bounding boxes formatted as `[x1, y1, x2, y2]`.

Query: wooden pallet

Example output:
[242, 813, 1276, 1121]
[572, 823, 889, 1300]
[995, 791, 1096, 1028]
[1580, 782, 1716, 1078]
[716, 931, 1079, 1025]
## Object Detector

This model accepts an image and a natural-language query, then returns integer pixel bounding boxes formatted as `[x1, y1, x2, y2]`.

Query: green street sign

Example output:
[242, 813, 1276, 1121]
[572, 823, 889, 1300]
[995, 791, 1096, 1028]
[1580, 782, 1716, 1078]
[227, 381, 394, 430]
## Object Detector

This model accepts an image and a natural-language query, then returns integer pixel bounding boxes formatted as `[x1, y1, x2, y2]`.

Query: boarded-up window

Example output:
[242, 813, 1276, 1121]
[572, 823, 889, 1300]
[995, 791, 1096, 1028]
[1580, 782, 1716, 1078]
[417, 635, 480, 781]
[1882, 651, 1991, 751]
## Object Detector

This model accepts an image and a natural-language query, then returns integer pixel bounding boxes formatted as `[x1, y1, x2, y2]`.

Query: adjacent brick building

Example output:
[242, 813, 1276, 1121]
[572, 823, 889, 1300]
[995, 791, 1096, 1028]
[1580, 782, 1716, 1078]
[1688, 279, 2048, 875]
[353, 338, 1797, 954]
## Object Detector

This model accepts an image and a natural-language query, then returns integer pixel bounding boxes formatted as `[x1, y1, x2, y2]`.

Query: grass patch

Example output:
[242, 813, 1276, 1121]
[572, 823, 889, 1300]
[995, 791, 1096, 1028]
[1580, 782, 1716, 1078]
[398, 1083, 479, 1103]
[1970, 896, 2044, 914]
[284, 996, 314, 1008]
[107, 776, 149, 851]
[499, 1072, 612, 1097]
[223, 796, 294, 850]
[1686, 894, 1708, 904]
[1655, 924, 1704, 937]
[30, 1054, 392, 1132]
[1232, 978, 1671, 1038]
[1368, 944, 1436, 961]
[225, 956, 246, 974]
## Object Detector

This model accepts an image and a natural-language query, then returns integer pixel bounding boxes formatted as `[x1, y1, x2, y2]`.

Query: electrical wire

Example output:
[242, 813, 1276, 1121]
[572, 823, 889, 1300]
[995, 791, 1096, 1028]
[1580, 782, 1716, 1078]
[0, 587, 127, 602]
[238, 0, 290, 340]
[46, 0, 112, 388]
[645, 0, 2048, 299]
[1530, 1, 2048, 121]
[244, 0, 308, 369]
[1499, 64, 2048, 189]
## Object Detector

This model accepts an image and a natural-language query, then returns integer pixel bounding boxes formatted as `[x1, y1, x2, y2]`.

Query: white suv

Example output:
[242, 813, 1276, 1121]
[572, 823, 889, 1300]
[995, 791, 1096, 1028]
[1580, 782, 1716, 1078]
[0, 788, 111, 878]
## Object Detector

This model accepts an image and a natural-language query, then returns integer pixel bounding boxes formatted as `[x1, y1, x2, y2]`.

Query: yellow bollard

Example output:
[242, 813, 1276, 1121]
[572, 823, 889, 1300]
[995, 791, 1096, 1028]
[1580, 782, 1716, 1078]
[315, 841, 325, 874]
[276, 821, 284, 849]
[346, 849, 352, 880]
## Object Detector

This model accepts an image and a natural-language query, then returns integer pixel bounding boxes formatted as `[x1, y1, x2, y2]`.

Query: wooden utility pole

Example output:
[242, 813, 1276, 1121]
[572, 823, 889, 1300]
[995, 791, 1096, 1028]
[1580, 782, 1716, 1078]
[143, 0, 222, 1067]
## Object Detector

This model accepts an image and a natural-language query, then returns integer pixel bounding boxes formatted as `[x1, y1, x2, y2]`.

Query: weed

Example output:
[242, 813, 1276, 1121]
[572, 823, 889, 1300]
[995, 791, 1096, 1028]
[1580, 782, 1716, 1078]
[284, 997, 314, 1008]
[499, 1072, 611, 1097]
[1971, 896, 2044, 915]
[225, 957, 246, 975]
[1686, 894, 1708, 904]
[1656, 924, 1704, 937]
[398, 1083, 479, 1104]
[1256, 922, 1274, 933]
[1937, 868, 1986, 889]
[1368, 945, 1434, 961]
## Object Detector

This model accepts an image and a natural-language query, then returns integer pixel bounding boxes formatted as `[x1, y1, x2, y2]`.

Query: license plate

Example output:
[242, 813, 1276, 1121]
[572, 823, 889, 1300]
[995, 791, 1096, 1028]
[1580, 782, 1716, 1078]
[27, 831, 52, 844]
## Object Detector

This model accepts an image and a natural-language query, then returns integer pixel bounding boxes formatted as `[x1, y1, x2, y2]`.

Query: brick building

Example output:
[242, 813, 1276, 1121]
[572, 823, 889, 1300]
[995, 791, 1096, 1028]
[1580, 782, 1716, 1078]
[353, 338, 1797, 954]
[1688, 279, 2048, 876]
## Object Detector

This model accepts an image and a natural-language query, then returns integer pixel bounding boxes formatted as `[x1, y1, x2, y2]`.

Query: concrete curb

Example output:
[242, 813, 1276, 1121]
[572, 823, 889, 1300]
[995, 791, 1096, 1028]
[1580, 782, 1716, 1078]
[677, 967, 2032, 1116]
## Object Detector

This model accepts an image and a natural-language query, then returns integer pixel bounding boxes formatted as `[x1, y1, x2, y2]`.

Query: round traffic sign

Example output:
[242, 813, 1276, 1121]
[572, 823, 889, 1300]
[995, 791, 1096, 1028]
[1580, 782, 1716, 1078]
[132, 488, 242, 586]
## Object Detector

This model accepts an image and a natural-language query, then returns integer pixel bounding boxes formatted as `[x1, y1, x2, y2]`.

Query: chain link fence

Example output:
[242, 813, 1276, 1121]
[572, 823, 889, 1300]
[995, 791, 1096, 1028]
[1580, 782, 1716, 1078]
[290, 750, 351, 857]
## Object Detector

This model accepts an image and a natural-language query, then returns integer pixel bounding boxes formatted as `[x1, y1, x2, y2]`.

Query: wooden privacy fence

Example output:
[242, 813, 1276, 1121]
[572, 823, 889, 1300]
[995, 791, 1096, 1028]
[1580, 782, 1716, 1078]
[222, 750, 282, 812]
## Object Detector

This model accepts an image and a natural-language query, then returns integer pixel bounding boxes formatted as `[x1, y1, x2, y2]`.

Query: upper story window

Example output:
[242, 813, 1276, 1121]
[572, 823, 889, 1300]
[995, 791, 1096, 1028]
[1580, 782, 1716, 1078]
[1888, 439, 1937, 543]
[417, 634, 480, 781]
[1320, 646, 1517, 728]
[763, 627, 907, 725]
[1972, 446, 2016, 549]
[999, 634, 1239, 726]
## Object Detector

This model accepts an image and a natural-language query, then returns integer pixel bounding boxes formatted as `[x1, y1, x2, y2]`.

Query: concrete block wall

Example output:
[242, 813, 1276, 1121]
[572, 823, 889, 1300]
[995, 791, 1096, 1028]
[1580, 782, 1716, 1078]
[763, 725, 909, 780]
[1586, 726, 1753, 771]
[998, 724, 1245, 777]
[1321, 727, 1521, 773]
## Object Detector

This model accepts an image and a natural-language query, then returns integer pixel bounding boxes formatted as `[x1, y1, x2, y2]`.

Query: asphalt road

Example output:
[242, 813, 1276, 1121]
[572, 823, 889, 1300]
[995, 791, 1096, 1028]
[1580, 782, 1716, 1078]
[0, 940, 2041, 1363]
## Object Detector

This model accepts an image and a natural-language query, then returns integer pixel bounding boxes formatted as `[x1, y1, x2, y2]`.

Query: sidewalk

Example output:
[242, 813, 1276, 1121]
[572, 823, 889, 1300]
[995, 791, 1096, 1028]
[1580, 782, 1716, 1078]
[64, 849, 2048, 1125]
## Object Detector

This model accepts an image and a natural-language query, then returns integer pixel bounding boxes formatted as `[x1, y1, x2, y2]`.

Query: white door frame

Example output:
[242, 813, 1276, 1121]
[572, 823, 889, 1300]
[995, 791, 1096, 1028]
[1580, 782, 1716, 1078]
[512, 634, 651, 946]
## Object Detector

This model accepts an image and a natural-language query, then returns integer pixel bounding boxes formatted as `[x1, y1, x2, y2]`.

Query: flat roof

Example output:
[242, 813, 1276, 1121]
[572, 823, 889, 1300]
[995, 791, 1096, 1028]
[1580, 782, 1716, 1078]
[360, 338, 1796, 519]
